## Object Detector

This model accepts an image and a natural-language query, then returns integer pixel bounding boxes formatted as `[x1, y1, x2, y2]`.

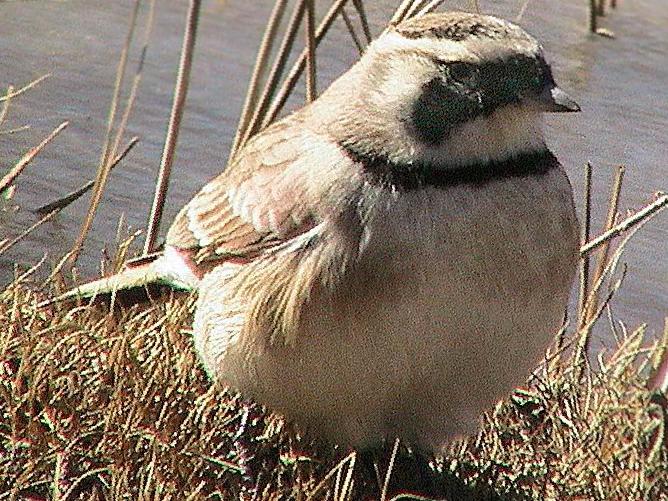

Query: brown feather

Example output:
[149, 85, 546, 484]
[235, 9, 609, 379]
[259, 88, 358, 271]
[165, 114, 361, 269]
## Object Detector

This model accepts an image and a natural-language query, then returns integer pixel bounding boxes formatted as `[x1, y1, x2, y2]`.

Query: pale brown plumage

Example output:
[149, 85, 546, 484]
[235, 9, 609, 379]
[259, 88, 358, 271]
[166, 118, 319, 261]
[65, 12, 580, 452]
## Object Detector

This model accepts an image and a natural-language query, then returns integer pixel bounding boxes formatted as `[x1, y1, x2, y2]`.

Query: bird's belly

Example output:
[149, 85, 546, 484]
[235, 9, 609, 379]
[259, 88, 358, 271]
[288, 255, 566, 449]
[200, 172, 578, 451]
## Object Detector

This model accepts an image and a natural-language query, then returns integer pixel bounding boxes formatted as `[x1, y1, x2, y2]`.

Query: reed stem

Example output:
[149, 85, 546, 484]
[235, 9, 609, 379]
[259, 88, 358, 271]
[143, 0, 202, 254]
[241, 0, 308, 147]
[231, 0, 289, 158]
[589, 0, 598, 33]
[305, 0, 317, 103]
[577, 162, 593, 328]
[71, 0, 141, 263]
[263, 0, 349, 129]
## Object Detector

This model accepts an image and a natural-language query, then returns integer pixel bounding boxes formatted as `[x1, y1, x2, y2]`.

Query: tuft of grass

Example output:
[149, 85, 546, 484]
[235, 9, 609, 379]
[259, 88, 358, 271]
[447, 328, 668, 500]
[1, 236, 667, 500]
[2, 1, 665, 499]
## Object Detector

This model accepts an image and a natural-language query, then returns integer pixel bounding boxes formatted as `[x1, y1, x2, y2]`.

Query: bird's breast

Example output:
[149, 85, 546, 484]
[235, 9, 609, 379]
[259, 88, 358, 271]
[198, 165, 579, 451]
[284, 166, 579, 448]
[356, 166, 578, 291]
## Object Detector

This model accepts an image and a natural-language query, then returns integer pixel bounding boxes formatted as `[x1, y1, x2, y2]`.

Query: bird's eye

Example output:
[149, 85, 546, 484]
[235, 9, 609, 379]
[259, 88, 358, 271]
[448, 62, 478, 84]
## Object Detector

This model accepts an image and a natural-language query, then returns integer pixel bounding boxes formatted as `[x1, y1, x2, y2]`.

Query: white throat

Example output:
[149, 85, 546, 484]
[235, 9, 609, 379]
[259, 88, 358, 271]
[413, 104, 547, 167]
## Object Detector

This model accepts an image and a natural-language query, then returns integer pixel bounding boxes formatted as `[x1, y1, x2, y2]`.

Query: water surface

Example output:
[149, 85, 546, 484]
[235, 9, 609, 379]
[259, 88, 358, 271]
[1, 0, 666, 344]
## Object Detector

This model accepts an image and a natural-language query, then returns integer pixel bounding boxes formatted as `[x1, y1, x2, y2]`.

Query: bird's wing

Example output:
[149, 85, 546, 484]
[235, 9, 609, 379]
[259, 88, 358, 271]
[166, 119, 355, 263]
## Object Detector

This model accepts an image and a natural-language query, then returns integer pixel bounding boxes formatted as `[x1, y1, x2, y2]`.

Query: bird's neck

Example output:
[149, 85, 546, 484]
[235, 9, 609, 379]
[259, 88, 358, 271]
[334, 103, 548, 169]
[326, 83, 548, 170]
[428, 104, 548, 167]
[342, 142, 558, 191]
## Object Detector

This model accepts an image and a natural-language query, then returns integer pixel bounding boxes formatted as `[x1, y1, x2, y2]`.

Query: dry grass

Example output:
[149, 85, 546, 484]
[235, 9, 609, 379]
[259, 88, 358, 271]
[1, 237, 667, 500]
[2, 1, 666, 499]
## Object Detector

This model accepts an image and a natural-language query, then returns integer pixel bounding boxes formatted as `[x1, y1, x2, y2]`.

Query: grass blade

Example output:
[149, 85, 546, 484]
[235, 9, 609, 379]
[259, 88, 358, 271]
[71, 0, 141, 263]
[34, 137, 139, 215]
[0, 74, 50, 103]
[0, 121, 69, 193]
[580, 193, 668, 256]
[231, 0, 289, 158]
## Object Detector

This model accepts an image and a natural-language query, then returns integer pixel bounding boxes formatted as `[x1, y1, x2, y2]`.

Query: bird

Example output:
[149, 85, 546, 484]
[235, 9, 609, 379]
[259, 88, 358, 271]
[62, 11, 580, 453]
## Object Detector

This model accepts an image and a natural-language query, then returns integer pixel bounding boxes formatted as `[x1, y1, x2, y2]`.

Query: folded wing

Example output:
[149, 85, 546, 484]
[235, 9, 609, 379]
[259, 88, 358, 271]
[166, 118, 353, 265]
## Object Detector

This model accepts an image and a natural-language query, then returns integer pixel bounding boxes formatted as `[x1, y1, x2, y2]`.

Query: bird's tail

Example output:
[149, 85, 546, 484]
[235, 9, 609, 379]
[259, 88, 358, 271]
[42, 248, 200, 306]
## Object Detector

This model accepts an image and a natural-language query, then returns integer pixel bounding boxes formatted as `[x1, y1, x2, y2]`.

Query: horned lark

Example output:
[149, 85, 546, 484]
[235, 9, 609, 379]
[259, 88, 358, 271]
[69, 12, 580, 452]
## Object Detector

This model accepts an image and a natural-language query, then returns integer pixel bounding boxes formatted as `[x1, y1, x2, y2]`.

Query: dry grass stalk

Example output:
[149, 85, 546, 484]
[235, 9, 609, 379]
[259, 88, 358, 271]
[71, 0, 142, 264]
[240, 0, 309, 148]
[110, 0, 157, 162]
[305, 0, 318, 103]
[260, 0, 432, 131]
[648, 319, 668, 393]
[597, 0, 607, 16]
[515, 0, 533, 22]
[0, 74, 51, 104]
[262, 0, 354, 129]
[0, 86, 13, 130]
[351, 0, 372, 43]
[581, 192, 668, 256]
[2, 239, 666, 499]
[404, 0, 431, 20]
[390, 0, 419, 24]
[415, 0, 448, 18]
[231, 0, 290, 158]
[0, 125, 30, 137]
[380, 438, 400, 501]
[390, 0, 448, 24]
[572, 184, 667, 380]
[0, 120, 69, 193]
[589, 0, 598, 32]
[307, 451, 356, 499]
[143, 0, 202, 255]
[340, 7, 365, 55]
[0, 210, 60, 256]
[577, 162, 593, 328]
[589, 0, 620, 36]
[34, 137, 140, 215]
[574, 165, 625, 365]
[586, 165, 625, 320]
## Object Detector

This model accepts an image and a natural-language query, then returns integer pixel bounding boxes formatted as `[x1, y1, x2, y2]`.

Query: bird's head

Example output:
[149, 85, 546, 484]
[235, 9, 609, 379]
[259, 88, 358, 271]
[327, 12, 579, 168]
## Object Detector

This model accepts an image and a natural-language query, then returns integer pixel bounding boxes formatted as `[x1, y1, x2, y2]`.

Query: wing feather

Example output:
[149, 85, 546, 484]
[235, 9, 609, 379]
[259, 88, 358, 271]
[165, 118, 356, 263]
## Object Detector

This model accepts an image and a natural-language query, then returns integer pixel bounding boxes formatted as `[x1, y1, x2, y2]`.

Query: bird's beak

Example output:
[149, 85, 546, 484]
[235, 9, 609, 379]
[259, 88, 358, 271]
[534, 84, 581, 113]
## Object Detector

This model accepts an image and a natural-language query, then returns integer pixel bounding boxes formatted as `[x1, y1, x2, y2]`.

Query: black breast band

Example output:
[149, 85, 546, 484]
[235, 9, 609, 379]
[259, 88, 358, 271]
[340, 144, 559, 191]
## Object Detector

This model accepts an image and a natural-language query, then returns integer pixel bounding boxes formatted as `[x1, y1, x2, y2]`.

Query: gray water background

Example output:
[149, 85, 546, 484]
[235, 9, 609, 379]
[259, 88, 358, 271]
[1, 0, 666, 347]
